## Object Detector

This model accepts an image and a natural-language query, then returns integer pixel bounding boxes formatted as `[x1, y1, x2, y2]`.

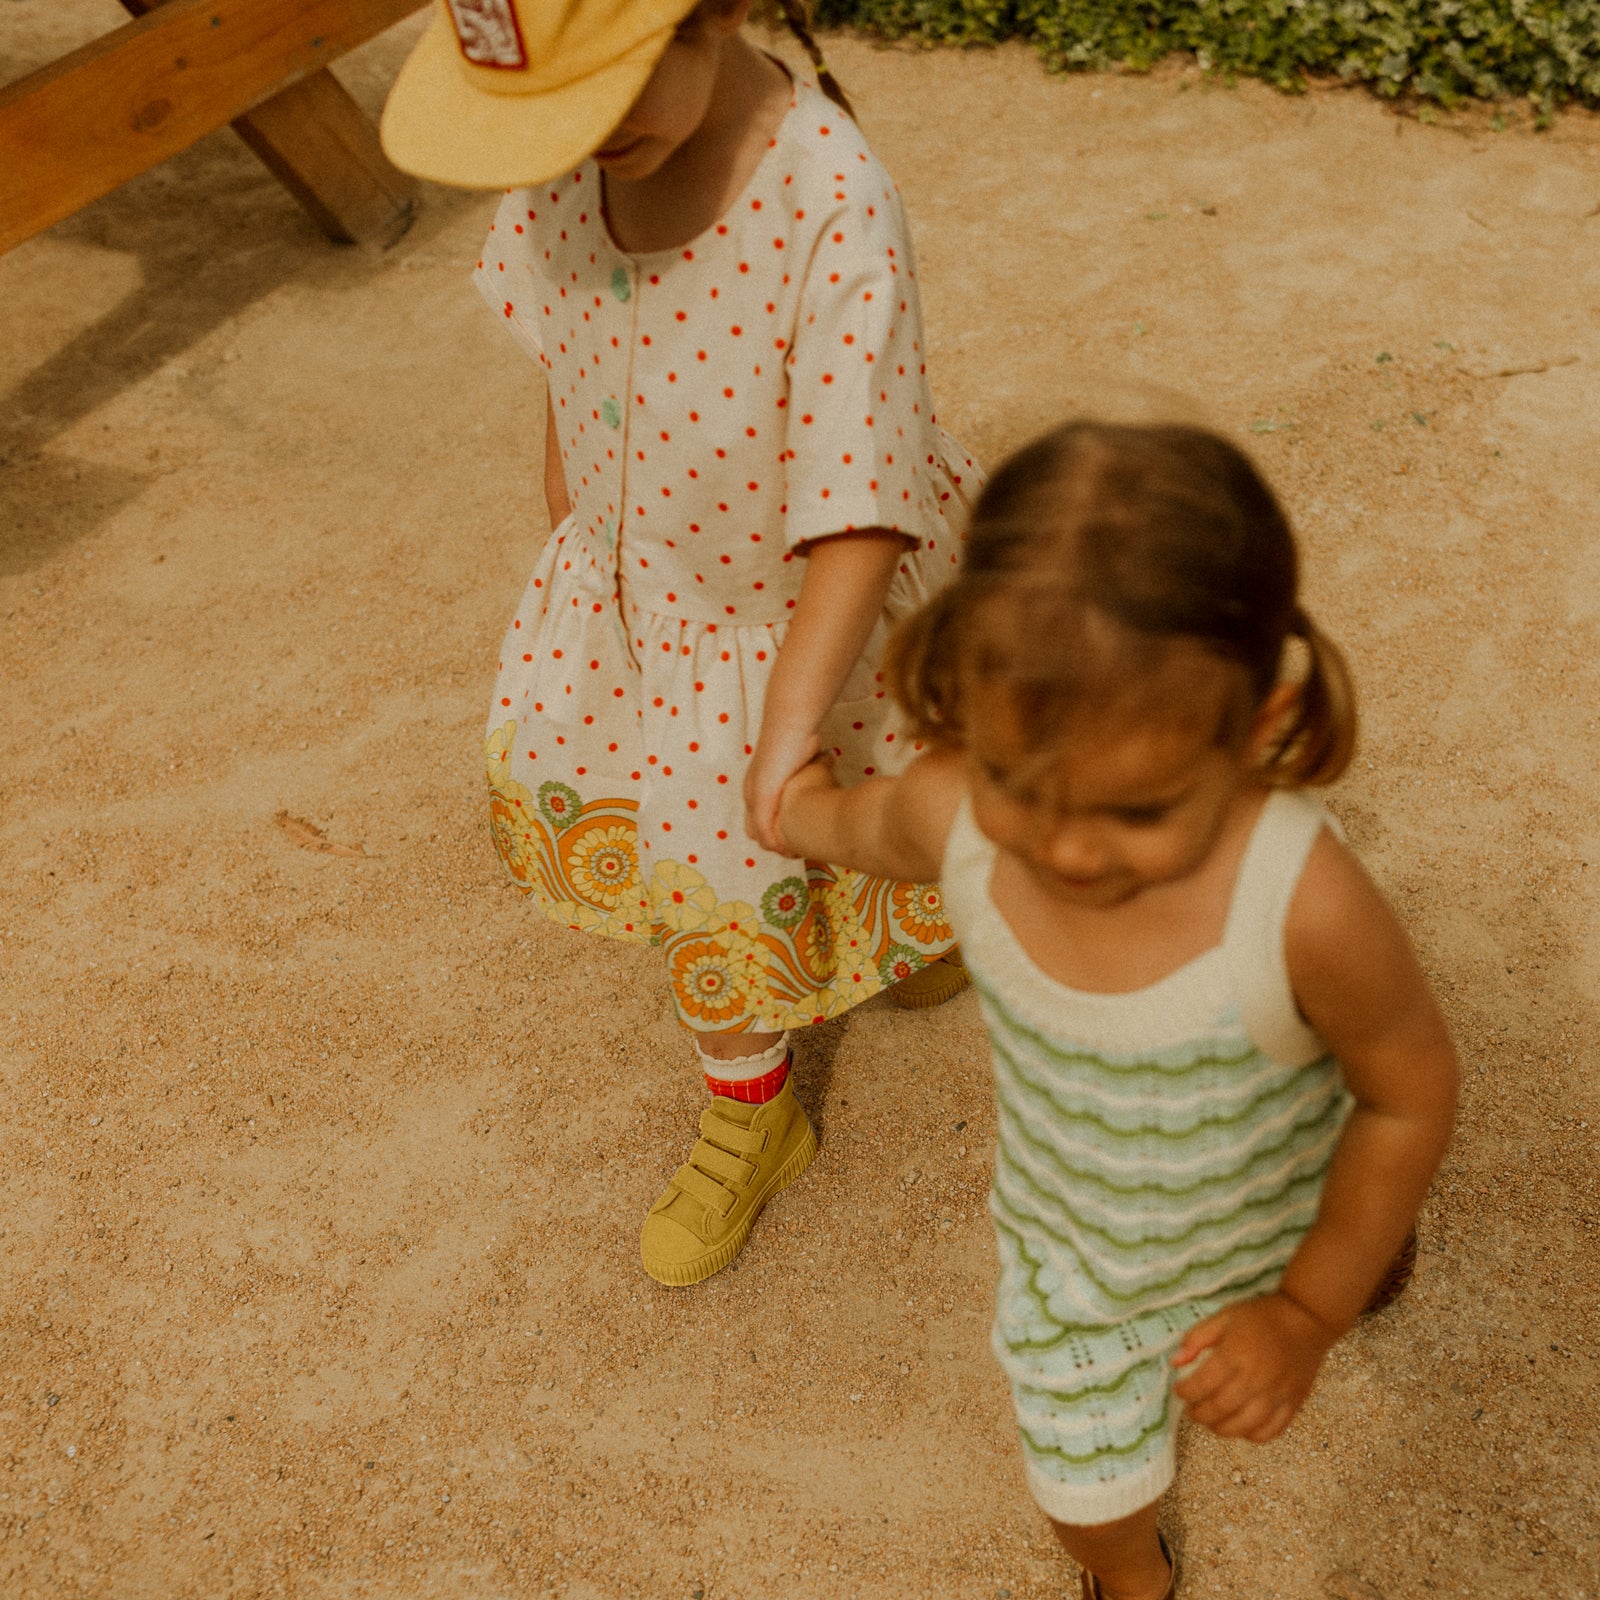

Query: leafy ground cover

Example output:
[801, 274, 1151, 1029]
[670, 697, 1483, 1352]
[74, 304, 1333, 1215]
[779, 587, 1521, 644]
[812, 0, 1600, 116]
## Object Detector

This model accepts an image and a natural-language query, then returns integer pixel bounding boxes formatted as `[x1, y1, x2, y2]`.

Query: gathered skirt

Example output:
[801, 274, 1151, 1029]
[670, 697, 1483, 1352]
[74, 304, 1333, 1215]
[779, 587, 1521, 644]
[484, 515, 965, 1032]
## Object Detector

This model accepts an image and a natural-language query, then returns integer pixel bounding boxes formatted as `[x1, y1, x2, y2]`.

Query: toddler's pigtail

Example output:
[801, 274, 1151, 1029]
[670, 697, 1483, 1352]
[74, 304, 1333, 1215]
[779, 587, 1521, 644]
[887, 586, 965, 744]
[772, 0, 855, 118]
[1264, 607, 1357, 787]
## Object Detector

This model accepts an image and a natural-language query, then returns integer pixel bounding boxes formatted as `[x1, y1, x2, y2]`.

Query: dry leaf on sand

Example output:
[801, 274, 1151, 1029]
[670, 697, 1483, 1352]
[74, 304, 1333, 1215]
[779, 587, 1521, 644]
[1324, 1572, 1386, 1600]
[1459, 353, 1578, 379]
[274, 811, 367, 858]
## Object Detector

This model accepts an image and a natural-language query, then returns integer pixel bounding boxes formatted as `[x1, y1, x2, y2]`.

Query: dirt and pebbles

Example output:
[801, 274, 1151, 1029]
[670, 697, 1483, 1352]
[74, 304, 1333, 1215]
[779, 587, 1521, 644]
[2, 5, 1598, 1596]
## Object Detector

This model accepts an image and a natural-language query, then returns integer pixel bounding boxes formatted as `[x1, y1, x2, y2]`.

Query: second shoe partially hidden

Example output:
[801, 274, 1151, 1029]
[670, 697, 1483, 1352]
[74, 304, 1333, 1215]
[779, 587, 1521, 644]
[889, 946, 970, 1010]
[640, 1080, 817, 1286]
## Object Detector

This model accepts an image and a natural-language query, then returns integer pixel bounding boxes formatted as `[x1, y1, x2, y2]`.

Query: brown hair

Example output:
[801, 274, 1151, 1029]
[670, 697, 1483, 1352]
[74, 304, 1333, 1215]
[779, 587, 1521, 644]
[891, 421, 1356, 787]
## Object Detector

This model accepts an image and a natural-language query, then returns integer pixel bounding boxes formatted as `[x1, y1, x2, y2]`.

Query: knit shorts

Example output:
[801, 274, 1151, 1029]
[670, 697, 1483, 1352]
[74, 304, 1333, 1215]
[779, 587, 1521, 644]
[997, 1287, 1229, 1527]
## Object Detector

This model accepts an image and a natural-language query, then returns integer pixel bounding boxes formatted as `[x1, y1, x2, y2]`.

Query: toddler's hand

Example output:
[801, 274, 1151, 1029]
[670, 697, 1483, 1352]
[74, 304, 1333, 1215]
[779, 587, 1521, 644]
[1171, 1292, 1337, 1443]
[744, 722, 822, 855]
[774, 757, 840, 856]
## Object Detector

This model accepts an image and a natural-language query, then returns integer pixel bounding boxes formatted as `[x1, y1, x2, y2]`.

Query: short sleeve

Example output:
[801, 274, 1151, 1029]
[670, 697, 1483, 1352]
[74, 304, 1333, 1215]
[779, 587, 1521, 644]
[781, 190, 944, 551]
[472, 188, 544, 364]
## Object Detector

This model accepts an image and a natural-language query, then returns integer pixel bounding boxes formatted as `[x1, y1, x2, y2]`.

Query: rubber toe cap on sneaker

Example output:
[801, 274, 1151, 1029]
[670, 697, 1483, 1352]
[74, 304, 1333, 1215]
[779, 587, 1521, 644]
[642, 1206, 712, 1265]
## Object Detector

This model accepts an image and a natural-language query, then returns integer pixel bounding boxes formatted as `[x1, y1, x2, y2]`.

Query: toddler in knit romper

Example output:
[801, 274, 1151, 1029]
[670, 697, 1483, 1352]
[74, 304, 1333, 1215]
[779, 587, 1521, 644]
[779, 421, 1458, 1599]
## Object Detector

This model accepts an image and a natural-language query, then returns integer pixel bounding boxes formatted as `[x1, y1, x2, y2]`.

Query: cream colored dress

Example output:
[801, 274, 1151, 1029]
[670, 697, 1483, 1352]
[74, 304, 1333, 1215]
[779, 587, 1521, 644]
[474, 77, 980, 1032]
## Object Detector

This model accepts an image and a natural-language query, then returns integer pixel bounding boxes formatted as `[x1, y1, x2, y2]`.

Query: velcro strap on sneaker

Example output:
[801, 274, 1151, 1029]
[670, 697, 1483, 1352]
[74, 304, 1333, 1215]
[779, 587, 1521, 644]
[693, 1143, 756, 1188]
[671, 1163, 736, 1216]
[697, 1111, 768, 1156]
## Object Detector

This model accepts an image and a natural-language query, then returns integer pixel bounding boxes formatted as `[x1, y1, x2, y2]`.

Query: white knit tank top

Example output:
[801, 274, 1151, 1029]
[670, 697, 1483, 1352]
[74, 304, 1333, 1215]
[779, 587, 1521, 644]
[942, 788, 1352, 1325]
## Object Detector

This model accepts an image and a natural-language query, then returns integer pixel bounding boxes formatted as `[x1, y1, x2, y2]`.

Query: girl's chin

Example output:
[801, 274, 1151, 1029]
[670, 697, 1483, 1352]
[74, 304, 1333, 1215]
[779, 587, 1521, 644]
[1036, 868, 1137, 906]
[593, 139, 658, 174]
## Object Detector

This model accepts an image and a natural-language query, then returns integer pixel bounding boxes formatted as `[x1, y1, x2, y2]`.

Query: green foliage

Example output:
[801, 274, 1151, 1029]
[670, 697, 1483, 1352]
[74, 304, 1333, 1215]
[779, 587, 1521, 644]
[809, 0, 1600, 112]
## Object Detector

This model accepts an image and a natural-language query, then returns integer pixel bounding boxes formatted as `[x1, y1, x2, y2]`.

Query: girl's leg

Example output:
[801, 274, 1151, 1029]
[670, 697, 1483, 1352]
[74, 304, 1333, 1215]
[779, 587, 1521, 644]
[1050, 1501, 1173, 1600]
[639, 1026, 815, 1286]
[697, 1031, 784, 1058]
[696, 1029, 789, 1101]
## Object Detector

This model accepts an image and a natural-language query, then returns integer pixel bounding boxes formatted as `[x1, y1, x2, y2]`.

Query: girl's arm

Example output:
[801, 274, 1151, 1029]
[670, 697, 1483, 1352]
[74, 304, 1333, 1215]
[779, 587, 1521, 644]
[1174, 830, 1458, 1442]
[744, 530, 907, 852]
[777, 747, 965, 886]
[544, 382, 571, 528]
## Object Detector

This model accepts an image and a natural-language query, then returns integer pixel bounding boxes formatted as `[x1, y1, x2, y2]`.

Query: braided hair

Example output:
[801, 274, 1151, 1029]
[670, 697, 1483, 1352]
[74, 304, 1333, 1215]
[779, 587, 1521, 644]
[766, 0, 855, 117]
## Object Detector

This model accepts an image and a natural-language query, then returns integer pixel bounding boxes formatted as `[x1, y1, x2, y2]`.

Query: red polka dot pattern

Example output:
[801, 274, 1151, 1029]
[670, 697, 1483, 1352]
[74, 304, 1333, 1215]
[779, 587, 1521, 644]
[471, 80, 983, 1032]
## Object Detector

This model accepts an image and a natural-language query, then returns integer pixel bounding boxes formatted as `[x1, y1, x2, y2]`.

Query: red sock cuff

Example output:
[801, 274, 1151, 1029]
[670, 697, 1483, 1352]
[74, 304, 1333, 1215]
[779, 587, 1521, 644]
[705, 1053, 791, 1104]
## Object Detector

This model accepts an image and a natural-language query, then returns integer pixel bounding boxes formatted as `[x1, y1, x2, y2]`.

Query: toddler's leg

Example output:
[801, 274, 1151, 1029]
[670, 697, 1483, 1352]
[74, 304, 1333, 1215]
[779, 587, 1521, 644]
[639, 1028, 816, 1286]
[1051, 1501, 1175, 1600]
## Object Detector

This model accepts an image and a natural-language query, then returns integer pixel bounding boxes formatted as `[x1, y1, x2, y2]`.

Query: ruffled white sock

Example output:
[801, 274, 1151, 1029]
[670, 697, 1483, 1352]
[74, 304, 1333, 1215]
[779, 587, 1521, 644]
[694, 1035, 790, 1102]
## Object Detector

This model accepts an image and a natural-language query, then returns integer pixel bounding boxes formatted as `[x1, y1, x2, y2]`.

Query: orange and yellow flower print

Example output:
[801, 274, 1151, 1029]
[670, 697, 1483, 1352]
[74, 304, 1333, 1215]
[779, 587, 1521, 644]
[563, 821, 638, 910]
[485, 724, 540, 889]
[484, 723, 955, 1031]
[893, 881, 952, 945]
[670, 937, 754, 1027]
[651, 860, 721, 934]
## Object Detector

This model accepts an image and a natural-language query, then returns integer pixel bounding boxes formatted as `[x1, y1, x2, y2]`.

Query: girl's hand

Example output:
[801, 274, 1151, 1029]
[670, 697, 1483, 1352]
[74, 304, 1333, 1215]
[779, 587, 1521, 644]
[1171, 1293, 1337, 1443]
[746, 532, 904, 855]
[744, 720, 821, 854]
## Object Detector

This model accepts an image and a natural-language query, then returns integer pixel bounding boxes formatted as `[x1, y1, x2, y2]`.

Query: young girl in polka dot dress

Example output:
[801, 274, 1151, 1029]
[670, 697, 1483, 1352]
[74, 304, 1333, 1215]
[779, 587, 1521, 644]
[381, 0, 979, 1284]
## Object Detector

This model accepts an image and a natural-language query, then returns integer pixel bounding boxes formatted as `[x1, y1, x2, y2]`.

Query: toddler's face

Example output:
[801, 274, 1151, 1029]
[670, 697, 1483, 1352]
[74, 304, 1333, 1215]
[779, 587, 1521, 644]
[966, 659, 1262, 910]
[591, 7, 739, 181]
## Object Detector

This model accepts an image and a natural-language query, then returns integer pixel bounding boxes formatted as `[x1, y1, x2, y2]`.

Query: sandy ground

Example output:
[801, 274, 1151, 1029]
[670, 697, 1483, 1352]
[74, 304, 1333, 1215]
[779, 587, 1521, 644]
[3, 5, 1600, 1597]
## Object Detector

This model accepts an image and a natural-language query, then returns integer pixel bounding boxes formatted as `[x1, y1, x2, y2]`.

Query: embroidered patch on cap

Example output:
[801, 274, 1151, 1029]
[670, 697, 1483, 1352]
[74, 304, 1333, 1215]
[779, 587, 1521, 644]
[445, 0, 527, 69]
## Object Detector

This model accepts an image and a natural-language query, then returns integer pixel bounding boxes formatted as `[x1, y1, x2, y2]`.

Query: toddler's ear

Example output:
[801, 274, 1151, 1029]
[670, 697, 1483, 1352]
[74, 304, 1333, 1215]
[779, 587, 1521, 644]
[1246, 681, 1301, 764]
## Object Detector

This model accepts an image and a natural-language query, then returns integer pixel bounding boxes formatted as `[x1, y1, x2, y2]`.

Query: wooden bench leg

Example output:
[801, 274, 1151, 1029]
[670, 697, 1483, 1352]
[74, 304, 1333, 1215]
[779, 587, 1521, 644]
[233, 70, 416, 247]
[114, 0, 417, 248]
[0, 0, 424, 255]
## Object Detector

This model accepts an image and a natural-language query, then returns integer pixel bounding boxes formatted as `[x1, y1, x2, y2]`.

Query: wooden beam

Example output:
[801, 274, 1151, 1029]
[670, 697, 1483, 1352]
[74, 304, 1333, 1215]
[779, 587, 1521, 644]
[114, 0, 417, 246]
[232, 71, 417, 247]
[0, 0, 425, 255]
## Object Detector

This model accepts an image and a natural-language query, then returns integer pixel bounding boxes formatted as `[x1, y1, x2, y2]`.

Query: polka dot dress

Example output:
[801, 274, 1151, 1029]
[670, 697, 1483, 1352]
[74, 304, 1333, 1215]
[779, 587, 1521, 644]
[474, 77, 982, 1033]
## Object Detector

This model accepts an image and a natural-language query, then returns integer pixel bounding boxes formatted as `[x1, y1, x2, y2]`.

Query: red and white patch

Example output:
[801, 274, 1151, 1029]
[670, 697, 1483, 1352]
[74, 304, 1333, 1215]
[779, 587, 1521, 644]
[444, 0, 527, 69]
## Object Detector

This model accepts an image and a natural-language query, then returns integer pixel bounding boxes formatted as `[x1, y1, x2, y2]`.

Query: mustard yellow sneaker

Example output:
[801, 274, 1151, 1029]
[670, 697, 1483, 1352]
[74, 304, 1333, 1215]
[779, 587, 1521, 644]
[888, 947, 970, 1010]
[640, 1081, 817, 1286]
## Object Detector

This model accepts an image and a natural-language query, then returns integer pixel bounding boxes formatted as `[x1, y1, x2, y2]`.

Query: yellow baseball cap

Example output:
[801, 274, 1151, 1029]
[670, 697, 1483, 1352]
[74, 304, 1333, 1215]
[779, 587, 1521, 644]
[381, 0, 699, 189]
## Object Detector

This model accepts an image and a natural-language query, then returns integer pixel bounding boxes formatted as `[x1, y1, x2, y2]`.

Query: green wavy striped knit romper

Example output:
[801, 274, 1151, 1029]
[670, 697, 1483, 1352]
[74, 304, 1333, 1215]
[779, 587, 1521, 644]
[941, 789, 1351, 1525]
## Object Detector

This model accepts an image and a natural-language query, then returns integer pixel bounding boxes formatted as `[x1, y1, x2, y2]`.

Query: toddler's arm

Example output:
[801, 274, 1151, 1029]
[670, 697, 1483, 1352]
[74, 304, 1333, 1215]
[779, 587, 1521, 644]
[744, 530, 909, 852]
[777, 748, 963, 886]
[1174, 828, 1458, 1442]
